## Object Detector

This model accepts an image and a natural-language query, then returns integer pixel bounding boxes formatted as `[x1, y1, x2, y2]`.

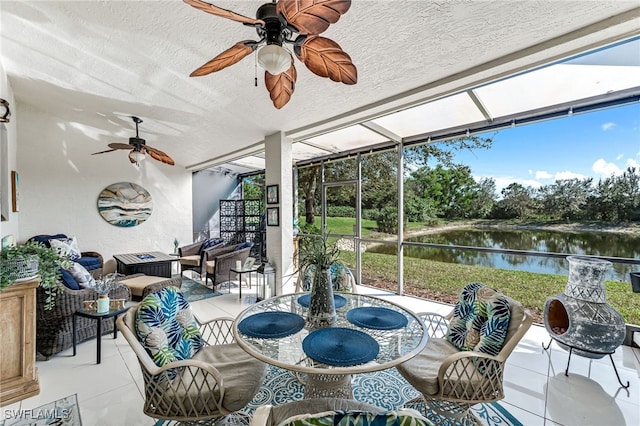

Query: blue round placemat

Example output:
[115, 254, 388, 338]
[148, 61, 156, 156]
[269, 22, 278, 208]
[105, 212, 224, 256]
[302, 327, 379, 366]
[297, 293, 347, 308]
[238, 312, 305, 338]
[346, 307, 408, 330]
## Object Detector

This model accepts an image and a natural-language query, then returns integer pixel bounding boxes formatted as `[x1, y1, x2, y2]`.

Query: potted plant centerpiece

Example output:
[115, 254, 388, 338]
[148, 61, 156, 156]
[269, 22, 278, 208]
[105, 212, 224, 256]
[0, 241, 73, 309]
[298, 232, 341, 328]
[93, 273, 125, 313]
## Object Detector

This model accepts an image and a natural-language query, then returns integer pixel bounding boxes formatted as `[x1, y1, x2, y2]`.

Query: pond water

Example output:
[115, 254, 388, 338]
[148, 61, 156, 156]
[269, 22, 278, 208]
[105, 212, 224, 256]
[367, 227, 640, 282]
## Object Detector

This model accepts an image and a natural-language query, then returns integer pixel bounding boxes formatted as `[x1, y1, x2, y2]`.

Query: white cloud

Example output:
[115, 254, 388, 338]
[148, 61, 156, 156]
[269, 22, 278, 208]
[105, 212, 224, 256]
[616, 153, 624, 160]
[535, 170, 552, 179]
[592, 158, 623, 177]
[555, 171, 587, 180]
[527, 169, 533, 175]
[626, 158, 639, 169]
[601, 122, 616, 131]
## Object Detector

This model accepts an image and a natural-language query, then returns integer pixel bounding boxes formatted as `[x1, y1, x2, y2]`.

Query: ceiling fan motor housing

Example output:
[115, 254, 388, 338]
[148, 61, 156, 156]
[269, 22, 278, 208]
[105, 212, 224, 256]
[129, 136, 146, 146]
[256, 2, 286, 45]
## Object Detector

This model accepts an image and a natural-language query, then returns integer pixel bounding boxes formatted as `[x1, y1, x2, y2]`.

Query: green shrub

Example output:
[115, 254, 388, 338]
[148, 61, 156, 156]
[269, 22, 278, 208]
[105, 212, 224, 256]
[377, 206, 399, 234]
[327, 205, 356, 218]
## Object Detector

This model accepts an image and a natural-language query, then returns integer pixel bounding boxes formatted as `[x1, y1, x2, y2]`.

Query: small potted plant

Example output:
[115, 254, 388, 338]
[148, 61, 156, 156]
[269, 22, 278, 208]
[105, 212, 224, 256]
[0, 241, 73, 309]
[297, 232, 341, 327]
[93, 273, 125, 313]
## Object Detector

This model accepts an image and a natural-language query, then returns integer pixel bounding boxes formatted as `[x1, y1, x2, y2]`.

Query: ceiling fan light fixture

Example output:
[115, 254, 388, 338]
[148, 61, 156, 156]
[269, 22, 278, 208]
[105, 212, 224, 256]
[130, 150, 146, 165]
[257, 44, 291, 75]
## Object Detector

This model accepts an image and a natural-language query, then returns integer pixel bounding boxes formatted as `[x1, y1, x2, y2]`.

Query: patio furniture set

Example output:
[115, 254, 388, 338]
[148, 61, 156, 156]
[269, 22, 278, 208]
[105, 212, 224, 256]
[115, 279, 532, 425]
[27, 233, 532, 425]
[29, 234, 252, 361]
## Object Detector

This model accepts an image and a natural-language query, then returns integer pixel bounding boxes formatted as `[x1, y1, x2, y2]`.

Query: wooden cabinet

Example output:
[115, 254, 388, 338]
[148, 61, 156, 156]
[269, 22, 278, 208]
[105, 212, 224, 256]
[0, 278, 40, 405]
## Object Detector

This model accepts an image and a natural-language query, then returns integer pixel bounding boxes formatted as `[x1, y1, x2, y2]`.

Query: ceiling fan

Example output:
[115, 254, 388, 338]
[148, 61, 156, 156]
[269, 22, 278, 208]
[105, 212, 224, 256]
[92, 116, 175, 166]
[184, 0, 357, 109]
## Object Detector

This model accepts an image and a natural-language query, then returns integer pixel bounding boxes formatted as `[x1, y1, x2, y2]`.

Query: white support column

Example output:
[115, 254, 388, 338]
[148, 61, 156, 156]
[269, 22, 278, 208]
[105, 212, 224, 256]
[264, 131, 293, 295]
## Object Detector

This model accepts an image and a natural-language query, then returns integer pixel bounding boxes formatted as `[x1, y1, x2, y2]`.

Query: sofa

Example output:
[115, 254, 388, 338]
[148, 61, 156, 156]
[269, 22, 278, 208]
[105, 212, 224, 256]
[28, 234, 104, 283]
[27, 233, 127, 358]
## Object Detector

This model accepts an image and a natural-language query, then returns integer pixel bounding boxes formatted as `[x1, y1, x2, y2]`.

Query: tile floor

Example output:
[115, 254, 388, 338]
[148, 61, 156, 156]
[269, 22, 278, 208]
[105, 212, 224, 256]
[2, 278, 639, 426]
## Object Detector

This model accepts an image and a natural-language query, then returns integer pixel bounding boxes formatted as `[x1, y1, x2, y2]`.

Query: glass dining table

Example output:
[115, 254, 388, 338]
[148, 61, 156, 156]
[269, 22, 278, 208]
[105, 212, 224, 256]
[232, 292, 428, 399]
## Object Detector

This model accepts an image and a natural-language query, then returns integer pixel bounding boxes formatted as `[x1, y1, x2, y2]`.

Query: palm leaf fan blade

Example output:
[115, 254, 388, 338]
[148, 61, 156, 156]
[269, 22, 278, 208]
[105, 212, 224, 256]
[145, 146, 175, 166]
[265, 63, 297, 109]
[278, 0, 351, 34]
[183, 0, 265, 26]
[296, 36, 357, 84]
[190, 41, 256, 77]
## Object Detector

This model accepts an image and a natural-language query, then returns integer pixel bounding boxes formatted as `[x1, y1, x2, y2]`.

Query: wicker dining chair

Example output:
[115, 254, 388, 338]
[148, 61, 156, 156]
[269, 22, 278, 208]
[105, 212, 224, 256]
[396, 282, 532, 426]
[116, 286, 267, 424]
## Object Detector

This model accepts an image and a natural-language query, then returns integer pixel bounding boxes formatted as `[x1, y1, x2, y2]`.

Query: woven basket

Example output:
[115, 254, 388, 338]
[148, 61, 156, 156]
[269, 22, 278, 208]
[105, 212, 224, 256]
[1, 255, 39, 282]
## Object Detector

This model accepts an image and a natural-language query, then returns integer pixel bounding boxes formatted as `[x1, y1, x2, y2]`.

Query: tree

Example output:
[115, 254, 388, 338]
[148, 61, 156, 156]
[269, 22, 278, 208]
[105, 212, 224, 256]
[298, 166, 320, 225]
[594, 167, 640, 221]
[469, 178, 497, 218]
[296, 135, 494, 224]
[405, 164, 478, 218]
[537, 178, 593, 220]
[494, 183, 537, 219]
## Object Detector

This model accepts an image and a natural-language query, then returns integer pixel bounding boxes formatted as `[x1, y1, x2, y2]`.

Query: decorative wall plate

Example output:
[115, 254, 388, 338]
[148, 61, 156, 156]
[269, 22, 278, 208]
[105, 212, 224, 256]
[97, 182, 152, 227]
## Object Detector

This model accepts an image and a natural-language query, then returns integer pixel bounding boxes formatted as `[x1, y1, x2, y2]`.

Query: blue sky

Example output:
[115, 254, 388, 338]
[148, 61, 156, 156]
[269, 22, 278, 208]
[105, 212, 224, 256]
[452, 102, 640, 192]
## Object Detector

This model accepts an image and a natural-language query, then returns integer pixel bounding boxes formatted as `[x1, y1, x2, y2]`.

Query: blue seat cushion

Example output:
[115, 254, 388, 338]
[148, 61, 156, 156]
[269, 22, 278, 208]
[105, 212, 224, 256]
[77, 256, 101, 271]
[30, 234, 67, 248]
[59, 267, 80, 290]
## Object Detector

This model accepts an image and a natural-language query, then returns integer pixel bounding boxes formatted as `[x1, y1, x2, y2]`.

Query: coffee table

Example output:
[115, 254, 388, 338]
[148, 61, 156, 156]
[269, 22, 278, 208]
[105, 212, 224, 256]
[73, 305, 131, 364]
[113, 251, 179, 278]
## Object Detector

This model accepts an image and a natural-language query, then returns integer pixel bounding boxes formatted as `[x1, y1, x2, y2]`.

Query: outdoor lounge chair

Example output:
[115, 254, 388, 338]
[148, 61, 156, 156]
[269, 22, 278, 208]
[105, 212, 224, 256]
[250, 398, 433, 426]
[117, 286, 267, 423]
[396, 282, 532, 425]
[178, 238, 224, 278]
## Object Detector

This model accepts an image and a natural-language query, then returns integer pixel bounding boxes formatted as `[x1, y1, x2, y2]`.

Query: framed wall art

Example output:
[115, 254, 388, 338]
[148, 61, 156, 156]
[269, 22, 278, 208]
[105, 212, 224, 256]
[11, 170, 19, 212]
[266, 184, 279, 204]
[97, 182, 153, 227]
[267, 207, 279, 226]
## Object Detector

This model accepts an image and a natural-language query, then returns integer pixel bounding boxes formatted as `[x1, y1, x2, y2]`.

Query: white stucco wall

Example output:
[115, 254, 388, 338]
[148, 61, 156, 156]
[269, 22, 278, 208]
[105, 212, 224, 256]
[15, 104, 193, 273]
[0, 58, 19, 243]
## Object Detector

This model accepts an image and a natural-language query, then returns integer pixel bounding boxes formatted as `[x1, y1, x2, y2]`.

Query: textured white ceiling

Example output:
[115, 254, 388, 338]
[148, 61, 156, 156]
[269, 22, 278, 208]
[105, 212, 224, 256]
[1, 1, 639, 169]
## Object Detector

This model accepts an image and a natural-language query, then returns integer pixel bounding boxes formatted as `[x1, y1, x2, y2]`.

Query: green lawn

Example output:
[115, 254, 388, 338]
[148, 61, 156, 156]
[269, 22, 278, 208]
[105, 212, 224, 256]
[338, 251, 640, 325]
[300, 216, 640, 325]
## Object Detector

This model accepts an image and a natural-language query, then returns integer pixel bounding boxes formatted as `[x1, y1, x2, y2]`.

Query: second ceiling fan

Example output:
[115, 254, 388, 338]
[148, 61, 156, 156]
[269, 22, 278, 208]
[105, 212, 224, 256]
[184, 0, 357, 109]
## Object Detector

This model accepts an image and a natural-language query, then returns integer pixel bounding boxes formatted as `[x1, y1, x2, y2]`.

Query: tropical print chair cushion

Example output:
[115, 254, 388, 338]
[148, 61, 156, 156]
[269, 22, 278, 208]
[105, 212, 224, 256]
[281, 408, 433, 426]
[135, 286, 204, 367]
[445, 282, 511, 355]
[302, 262, 354, 292]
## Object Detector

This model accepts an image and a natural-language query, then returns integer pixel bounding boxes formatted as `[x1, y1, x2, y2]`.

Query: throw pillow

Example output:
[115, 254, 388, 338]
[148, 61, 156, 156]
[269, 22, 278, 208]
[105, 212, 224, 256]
[280, 408, 432, 426]
[135, 286, 204, 368]
[50, 237, 81, 261]
[445, 282, 511, 356]
[66, 262, 95, 288]
[59, 267, 80, 290]
[200, 238, 224, 253]
[233, 242, 252, 251]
